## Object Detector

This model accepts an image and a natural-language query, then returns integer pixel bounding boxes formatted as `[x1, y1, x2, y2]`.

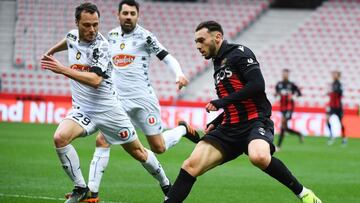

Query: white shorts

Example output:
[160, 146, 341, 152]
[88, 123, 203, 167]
[119, 96, 163, 136]
[64, 107, 137, 145]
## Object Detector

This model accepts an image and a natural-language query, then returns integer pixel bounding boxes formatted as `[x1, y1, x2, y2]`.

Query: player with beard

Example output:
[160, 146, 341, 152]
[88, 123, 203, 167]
[163, 21, 322, 203]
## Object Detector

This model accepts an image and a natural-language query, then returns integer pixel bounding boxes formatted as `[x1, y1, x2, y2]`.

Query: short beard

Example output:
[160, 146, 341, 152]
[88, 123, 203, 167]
[205, 40, 217, 59]
[121, 23, 135, 34]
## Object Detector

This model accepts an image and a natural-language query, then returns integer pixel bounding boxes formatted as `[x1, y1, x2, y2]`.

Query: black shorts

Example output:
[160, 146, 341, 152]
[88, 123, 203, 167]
[281, 110, 293, 120]
[202, 117, 276, 164]
[326, 107, 343, 120]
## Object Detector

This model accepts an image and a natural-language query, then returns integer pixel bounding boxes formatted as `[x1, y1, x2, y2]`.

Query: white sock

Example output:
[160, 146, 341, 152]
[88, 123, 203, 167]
[56, 144, 86, 188]
[88, 147, 110, 193]
[297, 187, 309, 198]
[162, 126, 187, 150]
[141, 148, 170, 186]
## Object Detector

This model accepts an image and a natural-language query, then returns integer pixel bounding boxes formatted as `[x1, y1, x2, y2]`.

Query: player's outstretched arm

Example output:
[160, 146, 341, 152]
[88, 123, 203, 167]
[40, 55, 103, 88]
[162, 54, 188, 90]
[44, 38, 68, 56]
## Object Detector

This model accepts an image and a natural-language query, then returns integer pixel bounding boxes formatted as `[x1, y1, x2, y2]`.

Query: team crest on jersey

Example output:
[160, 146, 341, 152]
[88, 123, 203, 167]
[120, 43, 125, 50]
[76, 51, 81, 60]
[146, 114, 157, 126]
[112, 54, 135, 67]
[118, 128, 132, 140]
[221, 58, 227, 66]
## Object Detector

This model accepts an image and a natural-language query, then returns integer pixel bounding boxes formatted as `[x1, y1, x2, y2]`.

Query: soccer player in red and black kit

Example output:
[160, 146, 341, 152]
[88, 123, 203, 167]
[275, 69, 303, 150]
[327, 71, 346, 145]
[164, 21, 321, 203]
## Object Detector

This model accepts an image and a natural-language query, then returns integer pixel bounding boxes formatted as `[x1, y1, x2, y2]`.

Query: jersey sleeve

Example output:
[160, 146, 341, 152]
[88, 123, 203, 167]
[232, 46, 260, 76]
[145, 33, 168, 60]
[89, 39, 111, 78]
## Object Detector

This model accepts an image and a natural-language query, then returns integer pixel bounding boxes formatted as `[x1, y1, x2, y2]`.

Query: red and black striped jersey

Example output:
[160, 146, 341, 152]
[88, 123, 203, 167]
[329, 80, 343, 109]
[275, 80, 301, 112]
[210, 41, 272, 126]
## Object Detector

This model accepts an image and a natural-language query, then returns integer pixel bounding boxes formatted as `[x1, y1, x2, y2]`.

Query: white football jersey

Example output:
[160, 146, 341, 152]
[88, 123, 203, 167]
[108, 25, 166, 99]
[66, 29, 117, 113]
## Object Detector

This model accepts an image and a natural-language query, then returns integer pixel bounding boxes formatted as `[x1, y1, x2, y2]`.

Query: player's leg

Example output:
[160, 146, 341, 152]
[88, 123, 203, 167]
[146, 121, 200, 154]
[338, 110, 347, 145]
[87, 133, 110, 200]
[121, 139, 171, 194]
[130, 98, 199, 154]
[248, 129, 321, 202]
[276, 114, 287, 150]
[164, 140, 224, 203]
[326, 109, 335, 144]
[284, 111, 303, 143]
[54, 119, 87, 188]
[57, 110, 98, 203]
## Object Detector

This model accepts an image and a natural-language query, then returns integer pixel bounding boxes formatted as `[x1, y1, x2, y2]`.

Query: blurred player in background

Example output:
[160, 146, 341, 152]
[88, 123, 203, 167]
[326, 71, 346, 145]
[164, 21, 321, 203]
[275, 69, 303, 150]
[41, 3, 171, 203]
[80, 0, 200, 201]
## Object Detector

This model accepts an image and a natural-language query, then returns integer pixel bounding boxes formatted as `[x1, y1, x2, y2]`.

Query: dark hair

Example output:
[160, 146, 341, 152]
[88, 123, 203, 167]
[283, 69, 289, 72]
[119, 0, 140, 13]
[195, 20, 223, 35]
[75, 2, 100, 22]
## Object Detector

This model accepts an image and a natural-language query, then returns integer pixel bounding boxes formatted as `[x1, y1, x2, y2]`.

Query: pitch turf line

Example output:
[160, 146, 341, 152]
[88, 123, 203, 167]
[0, 193, 127, 203]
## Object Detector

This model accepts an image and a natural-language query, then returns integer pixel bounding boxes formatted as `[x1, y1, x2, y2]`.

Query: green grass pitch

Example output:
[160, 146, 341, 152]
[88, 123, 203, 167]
[0, 122, 359, 203]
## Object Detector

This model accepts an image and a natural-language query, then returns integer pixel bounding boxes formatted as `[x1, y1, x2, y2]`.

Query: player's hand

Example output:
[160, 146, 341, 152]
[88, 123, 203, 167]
[40, 55, 65, 74]
[204, 123, 215, 134]
[205, 102, 218, 113]
[176, 75, 188, 90]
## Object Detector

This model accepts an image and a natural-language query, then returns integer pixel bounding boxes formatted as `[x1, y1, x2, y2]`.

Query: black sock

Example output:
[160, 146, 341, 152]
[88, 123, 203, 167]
[277, 128, 285, 147]
[263, 157, 303, 195]
[164, 168, 196, 203]
[327, 122, 333, 138]
[341, 124, 345, 138]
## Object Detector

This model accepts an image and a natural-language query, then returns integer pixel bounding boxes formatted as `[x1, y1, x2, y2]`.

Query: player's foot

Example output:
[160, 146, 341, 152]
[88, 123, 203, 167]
[300, 190, 322, 203]
[161, 183, 172, 195]
[65, 187, 99, 203]
[178, 121, 200, 143]
[327, 137, 335, 145]
[341, 138, 348, 146]
[299, 133, 304, 143]
[64, 186, 89, 203]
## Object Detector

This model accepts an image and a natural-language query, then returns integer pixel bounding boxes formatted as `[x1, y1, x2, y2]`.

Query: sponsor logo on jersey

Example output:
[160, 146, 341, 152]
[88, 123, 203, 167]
[76, 51, 81, 60]
[118, 128, 131, 140]
[67, 33, 77, 41]
[120, 43, 125, 50]
[112, 54, 135, 67]
[215, 67, 233, 85]
[146, 114, 157, 126]
[70, 64, 91, 72]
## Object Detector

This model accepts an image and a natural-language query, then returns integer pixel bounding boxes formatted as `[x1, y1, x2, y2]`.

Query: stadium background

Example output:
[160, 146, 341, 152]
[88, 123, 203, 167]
[0, 0, 359, 202]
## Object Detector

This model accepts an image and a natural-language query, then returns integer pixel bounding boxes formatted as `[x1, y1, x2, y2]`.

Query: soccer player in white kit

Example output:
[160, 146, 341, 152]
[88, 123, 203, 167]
[83, 0, 201, 201]
[41, 3, 172, 203]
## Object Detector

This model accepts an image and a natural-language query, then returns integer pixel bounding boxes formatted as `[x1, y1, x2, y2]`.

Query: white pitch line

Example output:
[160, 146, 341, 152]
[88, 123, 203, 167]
[0, 193, 127, 203]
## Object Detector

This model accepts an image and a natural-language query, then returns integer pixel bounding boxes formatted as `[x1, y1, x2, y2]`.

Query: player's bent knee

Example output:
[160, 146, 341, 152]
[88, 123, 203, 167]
[95, 136, 110, 148]
[182, 159, 201, 177]
[53, 132, 70, 148]
[150, 144, 166, 154]
[249, 152, 271, 169]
